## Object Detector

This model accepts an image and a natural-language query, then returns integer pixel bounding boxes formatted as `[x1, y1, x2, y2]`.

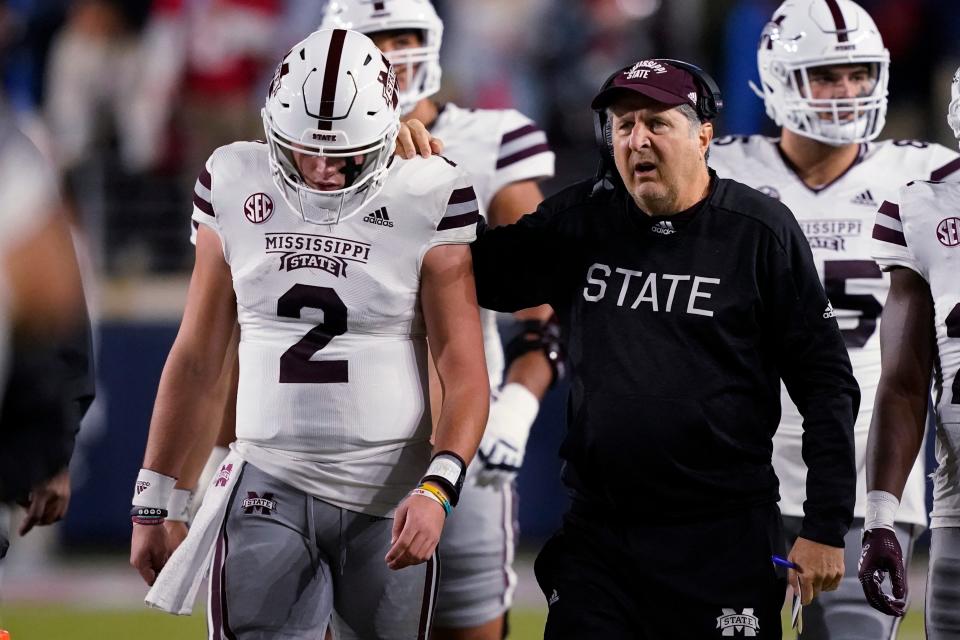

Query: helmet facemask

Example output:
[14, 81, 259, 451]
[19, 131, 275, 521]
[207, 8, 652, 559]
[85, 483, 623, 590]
[778, 61, 888, 146]
[383, 37, 441, 115]
[948, 67, 960, 147]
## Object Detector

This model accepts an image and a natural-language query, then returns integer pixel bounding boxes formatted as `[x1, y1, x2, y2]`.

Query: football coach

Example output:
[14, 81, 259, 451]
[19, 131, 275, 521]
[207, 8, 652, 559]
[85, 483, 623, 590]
[470, 58, 860, 637]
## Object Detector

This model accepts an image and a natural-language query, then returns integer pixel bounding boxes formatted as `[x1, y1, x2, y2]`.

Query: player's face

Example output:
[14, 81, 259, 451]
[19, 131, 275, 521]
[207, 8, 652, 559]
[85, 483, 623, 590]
[292, 151, 366, 191]
[370, 30, 423, 91]
[802, 63, 877, 121]
[610, 94, 710, 213]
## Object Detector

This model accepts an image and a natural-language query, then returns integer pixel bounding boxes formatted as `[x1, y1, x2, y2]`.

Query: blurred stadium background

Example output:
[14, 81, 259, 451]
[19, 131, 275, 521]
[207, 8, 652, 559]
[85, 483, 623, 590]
[1, 0, 958, 637]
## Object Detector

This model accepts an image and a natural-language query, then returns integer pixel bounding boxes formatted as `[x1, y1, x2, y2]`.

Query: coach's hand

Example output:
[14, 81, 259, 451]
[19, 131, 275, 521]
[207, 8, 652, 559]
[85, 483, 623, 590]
[130, 524, 171, 586]
[787, 537, 844, 605]
[858, 528, 907, 617]
[385, 491, 446, 570]
[394, 119, 443, 159]
[18, 468, 71, 536]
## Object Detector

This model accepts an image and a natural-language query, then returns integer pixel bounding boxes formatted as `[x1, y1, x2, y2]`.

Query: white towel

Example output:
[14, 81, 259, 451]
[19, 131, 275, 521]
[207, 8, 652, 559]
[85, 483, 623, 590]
[145, 451, 245, 615]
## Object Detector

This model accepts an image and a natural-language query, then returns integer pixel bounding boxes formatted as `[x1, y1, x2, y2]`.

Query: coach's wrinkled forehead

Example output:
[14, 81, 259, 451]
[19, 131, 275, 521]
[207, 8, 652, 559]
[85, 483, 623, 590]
[591, 60, 701, 113]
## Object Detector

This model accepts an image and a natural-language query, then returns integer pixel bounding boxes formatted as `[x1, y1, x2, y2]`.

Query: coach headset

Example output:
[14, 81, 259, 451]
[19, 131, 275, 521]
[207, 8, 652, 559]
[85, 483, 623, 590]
[592, 58, 723, 189]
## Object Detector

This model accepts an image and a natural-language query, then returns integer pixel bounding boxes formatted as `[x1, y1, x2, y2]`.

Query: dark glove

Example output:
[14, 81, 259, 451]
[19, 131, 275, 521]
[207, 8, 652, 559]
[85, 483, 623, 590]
[504, 315, 566, 387]
[858, 528, 906, 617]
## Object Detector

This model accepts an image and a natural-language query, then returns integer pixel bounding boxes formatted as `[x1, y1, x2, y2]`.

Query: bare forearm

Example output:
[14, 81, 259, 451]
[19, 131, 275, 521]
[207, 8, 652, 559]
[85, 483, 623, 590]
[432, 380, 488, 466]
[174, 327, 239, 489]
[504, 351, 552, 401]
[142, 348, 225, 477]
[866, 384, 927, 498]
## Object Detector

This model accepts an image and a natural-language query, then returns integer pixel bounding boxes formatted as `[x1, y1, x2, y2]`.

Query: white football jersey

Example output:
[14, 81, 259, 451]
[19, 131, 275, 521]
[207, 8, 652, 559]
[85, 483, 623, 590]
[873, 180, 960, 528]
[192, 142, 481, 517]
[430, 103, 554, 387]
[710, 134, 960, 526]
[0, 115, 59, 412]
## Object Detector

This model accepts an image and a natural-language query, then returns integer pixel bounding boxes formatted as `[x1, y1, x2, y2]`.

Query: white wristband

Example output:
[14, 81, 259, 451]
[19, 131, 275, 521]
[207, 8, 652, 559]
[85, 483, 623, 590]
[166, 488, 194, 523]
[864, 490, 899, 531]
[132, 469, 177, 509]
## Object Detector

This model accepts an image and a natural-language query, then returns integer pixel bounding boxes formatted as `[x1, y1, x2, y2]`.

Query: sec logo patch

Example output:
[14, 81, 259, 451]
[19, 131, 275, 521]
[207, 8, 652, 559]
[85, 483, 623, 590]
[937, 217, 960, 247]
[244, 193, 274, 224]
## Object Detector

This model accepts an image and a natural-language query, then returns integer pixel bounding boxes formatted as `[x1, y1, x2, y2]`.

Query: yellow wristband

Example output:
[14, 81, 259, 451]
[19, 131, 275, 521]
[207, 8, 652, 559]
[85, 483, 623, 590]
[416, 483, 452, 515]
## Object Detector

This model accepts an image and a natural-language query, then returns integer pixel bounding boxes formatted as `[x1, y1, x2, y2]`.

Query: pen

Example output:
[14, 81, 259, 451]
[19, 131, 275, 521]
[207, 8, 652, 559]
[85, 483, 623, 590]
[771, 555, 799, 569]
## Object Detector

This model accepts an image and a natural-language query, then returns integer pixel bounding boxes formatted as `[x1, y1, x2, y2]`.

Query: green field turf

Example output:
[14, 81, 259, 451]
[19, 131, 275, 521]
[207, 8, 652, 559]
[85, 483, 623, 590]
[0, 605, 926, 639]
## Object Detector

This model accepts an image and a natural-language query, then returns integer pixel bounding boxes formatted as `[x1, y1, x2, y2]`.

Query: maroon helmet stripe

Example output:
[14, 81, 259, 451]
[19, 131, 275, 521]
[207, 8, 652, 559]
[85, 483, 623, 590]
[438, 210, 480, 231]
[193, 193, 215, 216]
[447, 186, 477, 205]
[872, 223, 907, 247]
[824, 0, 849, 42]
[199, 167, 212, 189]
[931, 157, 960, 181]
[496, 143, 551, 169]
[501, 123, 540, 145]
[318, 29, 348, 131]
[878, 200, 901, 222]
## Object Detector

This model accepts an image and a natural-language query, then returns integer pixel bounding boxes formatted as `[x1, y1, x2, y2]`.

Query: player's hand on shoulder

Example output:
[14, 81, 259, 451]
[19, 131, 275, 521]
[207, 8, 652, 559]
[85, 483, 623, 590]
[394, 119, 443, 159]
[130, 524, 171, 586]
[858, 528, 907, 617]
[385, 487, 448, 570]
[787, 536, 844, 605]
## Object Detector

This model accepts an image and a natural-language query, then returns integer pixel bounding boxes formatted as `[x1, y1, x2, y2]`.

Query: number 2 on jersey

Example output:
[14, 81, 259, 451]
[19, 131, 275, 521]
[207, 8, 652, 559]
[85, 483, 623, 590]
[278, 284, 348, 383]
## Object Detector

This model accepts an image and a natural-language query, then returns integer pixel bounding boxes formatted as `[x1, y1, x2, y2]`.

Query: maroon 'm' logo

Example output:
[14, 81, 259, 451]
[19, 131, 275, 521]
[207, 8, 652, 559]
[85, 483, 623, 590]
[937, 217, 960, 247]
[244, 193, 274, 224]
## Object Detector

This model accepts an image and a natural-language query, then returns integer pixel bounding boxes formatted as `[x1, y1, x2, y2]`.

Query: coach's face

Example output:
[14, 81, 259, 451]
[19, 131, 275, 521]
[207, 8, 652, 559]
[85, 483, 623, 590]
[610, 94, 712, 215]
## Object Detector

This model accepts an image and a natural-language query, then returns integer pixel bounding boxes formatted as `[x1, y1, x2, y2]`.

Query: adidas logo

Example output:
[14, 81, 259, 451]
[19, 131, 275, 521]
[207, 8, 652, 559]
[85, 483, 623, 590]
[651, 220, 676, 235]
[548, 589, 560, 606]
[823, 301, 836, 319]
[851, 189, 877, 207]
[362, 206, 394, 227]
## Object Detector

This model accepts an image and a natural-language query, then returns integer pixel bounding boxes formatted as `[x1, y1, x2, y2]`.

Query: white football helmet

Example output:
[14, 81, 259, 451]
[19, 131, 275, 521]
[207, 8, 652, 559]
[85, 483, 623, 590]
[948, 67, 960, 145]
[753, 0, 889, 145]
[262, 28, 400, 225]
[320, 0, 443, 115]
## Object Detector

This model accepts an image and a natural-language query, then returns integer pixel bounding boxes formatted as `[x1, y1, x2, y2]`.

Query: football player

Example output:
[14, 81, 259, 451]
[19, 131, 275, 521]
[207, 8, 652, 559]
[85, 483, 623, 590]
[859, 66, 960, 639]
[129, 28, 489, 640]
[320, 2, 559, 638]
[708, 0, 960, 636]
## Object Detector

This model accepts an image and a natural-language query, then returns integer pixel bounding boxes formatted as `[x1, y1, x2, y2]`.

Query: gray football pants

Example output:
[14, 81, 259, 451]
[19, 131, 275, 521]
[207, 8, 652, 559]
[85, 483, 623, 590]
[782, 516, 918, 640]
[208, 463, 438, 640]
[927, 527, 960, 638]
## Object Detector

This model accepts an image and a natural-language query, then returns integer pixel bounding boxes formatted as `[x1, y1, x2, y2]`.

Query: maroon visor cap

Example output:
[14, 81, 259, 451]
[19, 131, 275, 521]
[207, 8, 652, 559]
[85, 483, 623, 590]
[591, 59, 711, 118]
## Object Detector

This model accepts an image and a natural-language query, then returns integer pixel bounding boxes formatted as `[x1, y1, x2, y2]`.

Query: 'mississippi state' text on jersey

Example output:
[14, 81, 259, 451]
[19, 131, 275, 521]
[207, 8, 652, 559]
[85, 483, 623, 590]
[192, 142, 480, 517]
[709, 134, 960, 528]
[471, 172, 859, 546]
[430, 103, 554, 387]
[873, 180, 960, 528]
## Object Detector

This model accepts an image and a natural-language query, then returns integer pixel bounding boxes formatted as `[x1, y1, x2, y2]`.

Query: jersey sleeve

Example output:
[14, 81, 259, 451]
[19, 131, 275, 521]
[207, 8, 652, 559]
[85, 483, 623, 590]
[426, 176, 482, 250]
[766, 209, 859, 547]
[872, 196, 922, 275]
[489, 109, 554, 195]
[190, 154, 221, 244]
[925, 142, 960, 182]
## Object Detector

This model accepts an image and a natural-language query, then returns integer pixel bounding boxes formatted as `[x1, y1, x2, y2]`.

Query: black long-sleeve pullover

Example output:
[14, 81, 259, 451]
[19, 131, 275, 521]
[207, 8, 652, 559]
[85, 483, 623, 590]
[472, 172, 859, 546]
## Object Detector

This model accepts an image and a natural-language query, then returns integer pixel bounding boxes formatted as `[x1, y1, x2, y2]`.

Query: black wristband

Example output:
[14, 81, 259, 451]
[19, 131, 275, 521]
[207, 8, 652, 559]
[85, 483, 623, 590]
[130, 506, 168, 525]
[421, 451, 466, 507]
